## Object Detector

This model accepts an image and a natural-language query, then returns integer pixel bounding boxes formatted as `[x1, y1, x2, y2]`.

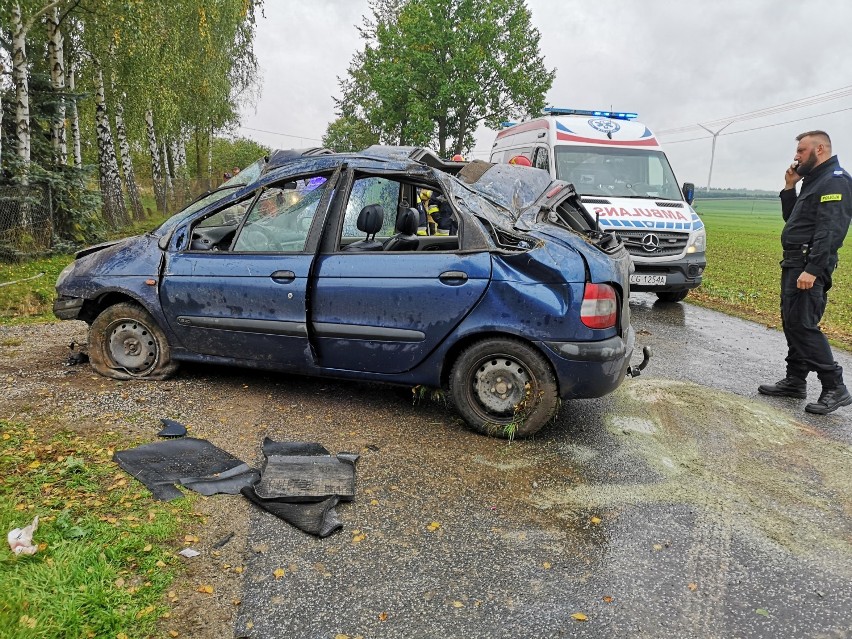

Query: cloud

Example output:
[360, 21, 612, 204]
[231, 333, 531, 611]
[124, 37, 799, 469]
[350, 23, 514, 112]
[239, 0, 852, 190]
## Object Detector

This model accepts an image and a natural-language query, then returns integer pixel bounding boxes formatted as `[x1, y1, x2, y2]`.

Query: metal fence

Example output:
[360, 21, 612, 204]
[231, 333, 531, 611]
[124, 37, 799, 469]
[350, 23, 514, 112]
[0, 185, 54, 257]
[0, 178, 216, 259]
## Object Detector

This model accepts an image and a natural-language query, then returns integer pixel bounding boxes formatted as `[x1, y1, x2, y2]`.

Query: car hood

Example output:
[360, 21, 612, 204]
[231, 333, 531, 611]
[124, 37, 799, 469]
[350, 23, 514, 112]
[70, 234, 162, 278]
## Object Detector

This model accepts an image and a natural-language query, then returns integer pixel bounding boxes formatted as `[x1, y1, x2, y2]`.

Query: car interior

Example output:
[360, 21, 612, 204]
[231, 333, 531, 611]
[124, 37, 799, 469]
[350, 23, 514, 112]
[187, 172, 461, 254]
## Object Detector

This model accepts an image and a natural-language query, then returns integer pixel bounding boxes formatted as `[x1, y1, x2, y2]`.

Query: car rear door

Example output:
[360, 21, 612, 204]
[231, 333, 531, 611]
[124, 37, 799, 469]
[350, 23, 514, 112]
[310, 174, 491, 374]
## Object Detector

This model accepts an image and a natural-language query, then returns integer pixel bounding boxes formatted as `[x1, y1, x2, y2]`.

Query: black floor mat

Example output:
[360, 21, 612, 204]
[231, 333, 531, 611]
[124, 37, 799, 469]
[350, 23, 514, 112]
[241, 438, 359, 537]
[114, 438, 259, 501]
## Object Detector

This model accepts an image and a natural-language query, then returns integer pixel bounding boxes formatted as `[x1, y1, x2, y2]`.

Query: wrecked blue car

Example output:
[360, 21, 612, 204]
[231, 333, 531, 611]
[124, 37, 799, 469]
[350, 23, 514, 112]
[54, 147, 640, 438]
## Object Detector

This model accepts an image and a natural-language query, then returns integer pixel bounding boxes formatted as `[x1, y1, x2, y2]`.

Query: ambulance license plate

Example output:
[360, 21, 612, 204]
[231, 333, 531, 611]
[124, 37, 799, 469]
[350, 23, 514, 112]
[630, 274, 667, 286]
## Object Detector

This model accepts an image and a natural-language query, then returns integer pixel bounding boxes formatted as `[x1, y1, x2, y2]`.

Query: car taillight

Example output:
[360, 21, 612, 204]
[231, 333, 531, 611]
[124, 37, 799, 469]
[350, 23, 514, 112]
[580, 283, 618, 329]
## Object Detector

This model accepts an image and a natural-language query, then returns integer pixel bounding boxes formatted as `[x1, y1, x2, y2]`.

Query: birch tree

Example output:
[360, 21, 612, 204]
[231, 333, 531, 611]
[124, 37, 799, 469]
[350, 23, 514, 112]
[46, 6, 66, 164]
[8, 0, 65, 170]
[94, 65, 127, 226]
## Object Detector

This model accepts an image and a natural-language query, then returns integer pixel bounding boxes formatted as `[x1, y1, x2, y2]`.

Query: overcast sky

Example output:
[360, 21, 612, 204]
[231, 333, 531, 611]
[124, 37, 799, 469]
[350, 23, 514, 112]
[237, 0, 852, 191]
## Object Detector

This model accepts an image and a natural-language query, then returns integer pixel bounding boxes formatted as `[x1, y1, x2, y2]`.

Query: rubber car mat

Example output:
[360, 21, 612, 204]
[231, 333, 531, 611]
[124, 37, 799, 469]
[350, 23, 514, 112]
[113, 438, 256, 501]
[240, 488, 343, 538]
[179, 462, 260, 497]
[254, 438, 359, 501]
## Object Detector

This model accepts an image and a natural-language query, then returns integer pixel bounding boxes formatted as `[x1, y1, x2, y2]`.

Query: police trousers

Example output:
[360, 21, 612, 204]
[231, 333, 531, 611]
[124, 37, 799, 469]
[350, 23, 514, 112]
[780, 265, 843, 387]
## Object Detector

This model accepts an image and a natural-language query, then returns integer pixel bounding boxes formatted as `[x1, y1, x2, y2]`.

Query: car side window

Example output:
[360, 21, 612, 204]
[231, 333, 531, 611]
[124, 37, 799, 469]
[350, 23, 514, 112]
[188, 196, 255, 251]
[342, 177, 400, 238]
[232, 176, 329, 252]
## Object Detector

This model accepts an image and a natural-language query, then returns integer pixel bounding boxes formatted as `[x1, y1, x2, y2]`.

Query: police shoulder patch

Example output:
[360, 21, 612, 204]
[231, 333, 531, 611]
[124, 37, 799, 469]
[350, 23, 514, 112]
[820, 193, 842, 202]
[834, 170, 844, 175]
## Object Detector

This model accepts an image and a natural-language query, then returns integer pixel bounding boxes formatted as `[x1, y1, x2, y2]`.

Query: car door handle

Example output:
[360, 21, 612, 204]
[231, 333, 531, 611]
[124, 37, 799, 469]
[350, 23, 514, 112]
[439, 271, 468, 285]
[270, 270, 296, 283]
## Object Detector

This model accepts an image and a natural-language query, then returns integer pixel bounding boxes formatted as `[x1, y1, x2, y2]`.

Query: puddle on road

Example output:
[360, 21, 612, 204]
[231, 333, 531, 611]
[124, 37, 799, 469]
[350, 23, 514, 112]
[534, 379, 852, 574]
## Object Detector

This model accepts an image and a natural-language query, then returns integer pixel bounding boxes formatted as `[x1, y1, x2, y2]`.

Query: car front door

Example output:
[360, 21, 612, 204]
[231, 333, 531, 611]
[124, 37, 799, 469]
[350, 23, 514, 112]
[159, 170, 339, 368]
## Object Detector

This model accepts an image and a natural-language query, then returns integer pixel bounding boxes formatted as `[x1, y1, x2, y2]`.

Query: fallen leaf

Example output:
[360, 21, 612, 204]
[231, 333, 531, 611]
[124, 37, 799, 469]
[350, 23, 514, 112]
[427, 521, 441, 532]
[169, 632, 179, 638]
[143, 544, 152, 552]
[688, 583, 698, 591]
[274, 568, 285, 579]
[571, 612, 588, 622]
[602, 596, 613, 603]
[755, 608, 770, 617]
[590, 516, 601, 525]
[542, 562, 552, 569]
[653, 544, 663, 551]
[352, 533, 366, 543]
[196, 585, 214, 594]
[378, 612, 388, 621]
[452, 601, 464, 608]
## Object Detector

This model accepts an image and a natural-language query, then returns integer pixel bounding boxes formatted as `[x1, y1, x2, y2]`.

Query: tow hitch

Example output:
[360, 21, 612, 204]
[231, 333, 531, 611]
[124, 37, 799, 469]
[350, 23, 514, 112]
[627, 346, 652, 378]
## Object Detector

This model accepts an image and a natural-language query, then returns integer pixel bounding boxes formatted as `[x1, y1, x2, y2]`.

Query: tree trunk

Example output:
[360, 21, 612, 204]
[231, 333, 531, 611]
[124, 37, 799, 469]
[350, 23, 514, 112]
[162, 141, 173, 210]
[437, 117, 447, 157]
[194, 125, 202, 179]
[94, 67, 128, 227]
[208, 124, 213, 183]
[12, 3, 31, 170]
[145, 108, 166, 213]
[114, 96, 144, 219]
[66, 62, 82, 168]
[46, 7, 67, 165]
[453, 106, 470, 156]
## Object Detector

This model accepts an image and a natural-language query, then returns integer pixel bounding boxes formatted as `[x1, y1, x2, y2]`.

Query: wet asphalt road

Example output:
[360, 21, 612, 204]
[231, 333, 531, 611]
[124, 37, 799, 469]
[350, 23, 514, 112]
[234, 294, 852, 639]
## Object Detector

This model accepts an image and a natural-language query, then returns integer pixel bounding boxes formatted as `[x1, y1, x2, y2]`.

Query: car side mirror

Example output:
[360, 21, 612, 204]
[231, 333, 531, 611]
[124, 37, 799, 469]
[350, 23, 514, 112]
[682, 182, 695, 205]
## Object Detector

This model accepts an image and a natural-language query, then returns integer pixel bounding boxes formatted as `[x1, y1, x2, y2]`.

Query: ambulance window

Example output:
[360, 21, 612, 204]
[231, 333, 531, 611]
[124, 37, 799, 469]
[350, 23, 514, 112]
[648, 159, 663, 186]
[534, 147, 550, 171]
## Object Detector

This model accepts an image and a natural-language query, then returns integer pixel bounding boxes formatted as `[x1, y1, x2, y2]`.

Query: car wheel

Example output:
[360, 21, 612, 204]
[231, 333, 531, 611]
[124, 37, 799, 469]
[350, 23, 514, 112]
[656, 290, 689, 303]
[88, 302, 179, 380]
[449, 338, 558, 439]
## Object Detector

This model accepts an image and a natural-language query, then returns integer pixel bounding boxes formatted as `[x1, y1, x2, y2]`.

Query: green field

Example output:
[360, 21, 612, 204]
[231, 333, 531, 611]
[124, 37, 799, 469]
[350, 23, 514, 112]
[691, 198, 852, 351]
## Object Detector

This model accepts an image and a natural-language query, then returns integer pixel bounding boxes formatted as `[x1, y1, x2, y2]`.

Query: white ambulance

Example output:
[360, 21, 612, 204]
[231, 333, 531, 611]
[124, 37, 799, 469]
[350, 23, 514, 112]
[490, 108, 705, 303]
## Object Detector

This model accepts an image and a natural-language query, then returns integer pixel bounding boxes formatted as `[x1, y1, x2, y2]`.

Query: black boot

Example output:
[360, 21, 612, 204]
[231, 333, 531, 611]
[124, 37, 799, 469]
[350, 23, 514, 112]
[805, 385, 852, 415]
[758, 377, 807, 399]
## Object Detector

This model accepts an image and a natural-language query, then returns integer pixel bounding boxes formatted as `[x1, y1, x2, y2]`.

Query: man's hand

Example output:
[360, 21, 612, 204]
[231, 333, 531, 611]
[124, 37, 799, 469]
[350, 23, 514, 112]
[797, 271, 816, 289]
[785, 165, 803, 190]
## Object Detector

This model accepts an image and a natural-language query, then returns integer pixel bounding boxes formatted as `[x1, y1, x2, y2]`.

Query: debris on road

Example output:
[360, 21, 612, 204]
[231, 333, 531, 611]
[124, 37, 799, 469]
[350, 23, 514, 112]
[113, 437, 259, 500]
[157, 418, 188, 438]
[114, 430, 359, 537]
[7, 516, 39, 555]
[241, 437, 359, 538]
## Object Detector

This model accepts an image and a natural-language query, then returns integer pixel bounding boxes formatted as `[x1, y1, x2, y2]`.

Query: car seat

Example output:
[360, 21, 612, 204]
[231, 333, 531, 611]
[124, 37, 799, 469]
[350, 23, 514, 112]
[343, 204, 384, 251]
[383, 208, 419, 251]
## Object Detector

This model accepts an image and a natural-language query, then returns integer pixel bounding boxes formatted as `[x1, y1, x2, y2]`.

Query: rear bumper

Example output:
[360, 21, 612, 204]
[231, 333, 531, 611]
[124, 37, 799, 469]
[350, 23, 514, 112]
[629, 253, 706, 292]
[542, 325, 635, 399]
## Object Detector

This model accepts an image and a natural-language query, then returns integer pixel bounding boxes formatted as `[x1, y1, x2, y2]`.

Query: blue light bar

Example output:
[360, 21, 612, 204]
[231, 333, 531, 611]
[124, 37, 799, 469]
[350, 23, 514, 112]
[500, 121, 517, 128]
[543, 107, 638, 120]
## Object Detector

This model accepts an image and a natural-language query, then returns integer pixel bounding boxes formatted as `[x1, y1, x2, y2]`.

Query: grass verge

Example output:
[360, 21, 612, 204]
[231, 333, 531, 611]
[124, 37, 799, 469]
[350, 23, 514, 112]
[0, 212, 171, 325]
[691, 198, 852, 351]
[0, 419, 192, 639]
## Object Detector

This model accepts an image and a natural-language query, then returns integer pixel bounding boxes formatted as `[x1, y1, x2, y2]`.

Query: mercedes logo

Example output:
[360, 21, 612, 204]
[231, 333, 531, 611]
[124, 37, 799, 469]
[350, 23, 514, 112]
[641, 233, 660, 252]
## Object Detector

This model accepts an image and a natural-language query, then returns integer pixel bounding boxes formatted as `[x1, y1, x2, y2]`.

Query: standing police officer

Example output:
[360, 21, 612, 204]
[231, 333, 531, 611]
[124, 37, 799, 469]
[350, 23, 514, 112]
[758, 131, 852, 414]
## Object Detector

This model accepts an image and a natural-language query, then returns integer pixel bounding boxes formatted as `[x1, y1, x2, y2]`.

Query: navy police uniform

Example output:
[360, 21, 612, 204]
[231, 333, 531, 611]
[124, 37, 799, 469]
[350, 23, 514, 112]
[778, 155, 852, 389]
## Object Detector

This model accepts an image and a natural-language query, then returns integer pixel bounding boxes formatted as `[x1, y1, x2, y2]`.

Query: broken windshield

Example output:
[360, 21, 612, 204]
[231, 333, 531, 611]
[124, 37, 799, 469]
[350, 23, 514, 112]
[554, 146, 682, 200]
